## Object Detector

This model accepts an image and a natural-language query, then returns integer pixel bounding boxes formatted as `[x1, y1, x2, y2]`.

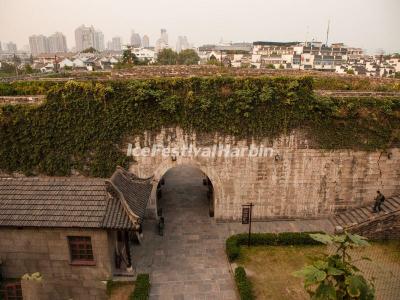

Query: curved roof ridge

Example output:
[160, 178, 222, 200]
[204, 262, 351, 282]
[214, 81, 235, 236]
[116, 166, 154, 182]
[104, 178, 140, 228]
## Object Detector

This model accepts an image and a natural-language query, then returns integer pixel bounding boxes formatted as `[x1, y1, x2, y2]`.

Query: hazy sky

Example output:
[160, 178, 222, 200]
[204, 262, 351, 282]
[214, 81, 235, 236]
[0, 0, 399, 53]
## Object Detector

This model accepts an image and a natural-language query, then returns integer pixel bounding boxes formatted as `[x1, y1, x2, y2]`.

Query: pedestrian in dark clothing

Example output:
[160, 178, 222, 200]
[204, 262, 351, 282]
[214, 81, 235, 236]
[373, 190, 385, 212]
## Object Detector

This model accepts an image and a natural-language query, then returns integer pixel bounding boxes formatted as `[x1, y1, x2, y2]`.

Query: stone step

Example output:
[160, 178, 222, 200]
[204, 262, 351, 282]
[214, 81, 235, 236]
[332, 194, 400, 230]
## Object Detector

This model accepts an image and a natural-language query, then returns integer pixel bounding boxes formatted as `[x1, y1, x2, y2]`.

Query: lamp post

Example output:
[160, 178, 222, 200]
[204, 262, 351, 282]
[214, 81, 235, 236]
[242, 203, 254, 247]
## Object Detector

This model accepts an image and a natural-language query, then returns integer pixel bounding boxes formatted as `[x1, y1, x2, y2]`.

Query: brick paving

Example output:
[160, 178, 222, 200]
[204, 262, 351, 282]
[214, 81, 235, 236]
[348, 244, 400, 300]
[131, 165, 335, 300]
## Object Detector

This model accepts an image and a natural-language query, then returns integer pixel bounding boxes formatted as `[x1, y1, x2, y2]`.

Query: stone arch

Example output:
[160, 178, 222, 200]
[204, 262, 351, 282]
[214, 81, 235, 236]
[149, 157, 224, 218]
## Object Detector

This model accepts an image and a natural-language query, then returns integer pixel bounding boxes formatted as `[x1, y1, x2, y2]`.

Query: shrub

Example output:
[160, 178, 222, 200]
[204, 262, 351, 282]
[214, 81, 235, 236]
[226, 232, 324, 262]
[234, 266, 254, 300]
[0, 77, 399, 178]
[130, 273, 150, 300]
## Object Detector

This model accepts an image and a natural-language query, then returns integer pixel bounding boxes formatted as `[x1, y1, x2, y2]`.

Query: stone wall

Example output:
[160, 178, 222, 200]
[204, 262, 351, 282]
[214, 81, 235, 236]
[0, 95, 45, 105]
[127, 127, 400, 221]
[0, 228, 111, 300]
[349, 212, 400, 240]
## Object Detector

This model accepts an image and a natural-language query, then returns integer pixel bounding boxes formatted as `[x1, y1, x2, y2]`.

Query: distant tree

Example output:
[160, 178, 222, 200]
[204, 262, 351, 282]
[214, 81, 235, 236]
[266, 64, 275, 69]
[346, 69, 355, 75]
[279, 64, 285, 69]
[24, 64, 34, 74]
[121, 47, 139, 65]
[209, 54, 217, 61]
[157, 49, 178, 65]
[177, 49, 200, 65]
[81, 47, 98, 53]
[395, 72, 400, 79]
[0, 62, 16, 73]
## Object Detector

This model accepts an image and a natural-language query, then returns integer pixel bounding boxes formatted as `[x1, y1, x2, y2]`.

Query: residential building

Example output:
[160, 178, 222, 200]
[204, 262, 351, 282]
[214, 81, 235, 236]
[75, 25, 104, 52]
[130, 30, 141, 48]
[29, 35, 49, 56]
[142, 35, 150, 48]
[5, 42, 17, 53]
[155, 29, 168, 52]
[48, 32, 68, 53]
[75, 25, 94, 51]
[94, 30, 105, 52]
[110, 37, 122, 51]
[0, 167, 152, 300]
[176, 36, 190, 53]
[132, 47, 156, 63]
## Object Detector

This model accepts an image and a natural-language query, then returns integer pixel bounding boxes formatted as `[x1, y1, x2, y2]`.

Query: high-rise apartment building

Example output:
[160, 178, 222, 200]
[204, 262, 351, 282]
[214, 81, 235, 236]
[142, 35, 150, 48]
[29, 32, 67, 56]
[155, 29, 169, 52]
[5, 42, 17, 53]
[94, 30, 105, 52]
[29, 35, 49, 56]
[107, 37, 122, 51]
[111, 37, 121, 51]
[176, 36, 190, 53]
[48, 32, 68, 53]
[75, 25, 104, 52]
[75, 25, 95, 51]
[130, 30, 141, 48]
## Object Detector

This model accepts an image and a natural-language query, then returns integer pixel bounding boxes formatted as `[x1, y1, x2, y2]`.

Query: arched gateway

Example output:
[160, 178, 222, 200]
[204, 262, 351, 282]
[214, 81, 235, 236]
[137, 157, 222, 219]
[127, 127, 400, 221]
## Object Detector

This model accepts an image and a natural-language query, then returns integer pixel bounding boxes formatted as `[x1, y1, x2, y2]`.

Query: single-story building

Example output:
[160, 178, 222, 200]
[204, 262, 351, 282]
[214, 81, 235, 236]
[0, 167, 153, 300]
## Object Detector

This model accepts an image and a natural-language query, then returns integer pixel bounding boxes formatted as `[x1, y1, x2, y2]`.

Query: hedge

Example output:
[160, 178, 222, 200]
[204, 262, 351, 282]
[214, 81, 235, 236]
[226, 232, 324, 262]
[234, 266, 255, 300]
[130, 273, 150, 300]
[0, 77, 399, 177]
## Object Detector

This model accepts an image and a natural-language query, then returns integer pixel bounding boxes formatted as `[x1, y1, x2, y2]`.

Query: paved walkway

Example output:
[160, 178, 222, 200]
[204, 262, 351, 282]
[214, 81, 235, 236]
[131, 165, 334, 300]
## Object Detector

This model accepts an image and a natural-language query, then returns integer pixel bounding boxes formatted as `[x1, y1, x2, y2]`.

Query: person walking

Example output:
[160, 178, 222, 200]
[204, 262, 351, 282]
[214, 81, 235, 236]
[372, 190, 385, 213]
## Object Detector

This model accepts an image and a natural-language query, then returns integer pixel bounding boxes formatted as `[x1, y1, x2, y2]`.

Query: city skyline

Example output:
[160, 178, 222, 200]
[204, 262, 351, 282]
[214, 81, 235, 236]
[0, 0, 399, 54]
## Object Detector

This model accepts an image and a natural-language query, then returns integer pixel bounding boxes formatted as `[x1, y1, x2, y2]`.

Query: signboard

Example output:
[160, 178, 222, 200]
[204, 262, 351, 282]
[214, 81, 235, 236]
[242, 207, 250, 224]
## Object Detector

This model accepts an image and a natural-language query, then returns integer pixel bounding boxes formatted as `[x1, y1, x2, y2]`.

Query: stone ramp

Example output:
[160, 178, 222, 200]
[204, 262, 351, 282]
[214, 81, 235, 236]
[330, 195, 400, 233]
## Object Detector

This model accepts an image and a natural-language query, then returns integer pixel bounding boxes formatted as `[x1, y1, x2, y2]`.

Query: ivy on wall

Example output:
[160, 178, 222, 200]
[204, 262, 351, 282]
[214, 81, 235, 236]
[0, 77, 399, 178]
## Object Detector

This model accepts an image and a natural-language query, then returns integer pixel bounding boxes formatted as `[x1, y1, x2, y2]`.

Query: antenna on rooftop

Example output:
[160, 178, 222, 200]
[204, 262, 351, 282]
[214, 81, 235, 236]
[325, 19, 330, 46]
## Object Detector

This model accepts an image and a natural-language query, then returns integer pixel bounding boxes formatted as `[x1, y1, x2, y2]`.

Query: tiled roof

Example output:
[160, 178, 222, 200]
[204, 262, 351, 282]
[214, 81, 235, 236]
[0, 168, 153, 229]
[107, 167, 153, 219]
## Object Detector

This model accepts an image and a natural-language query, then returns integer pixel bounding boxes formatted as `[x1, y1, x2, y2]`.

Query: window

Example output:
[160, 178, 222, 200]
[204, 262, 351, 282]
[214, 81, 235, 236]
[1, 282, 22, 300]
[68, 236, 95, 265]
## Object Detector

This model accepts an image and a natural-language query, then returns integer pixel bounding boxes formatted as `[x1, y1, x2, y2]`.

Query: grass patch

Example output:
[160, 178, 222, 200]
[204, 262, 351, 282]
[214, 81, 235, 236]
[238, 245, 325, 300]
[237, 241, 400, 300]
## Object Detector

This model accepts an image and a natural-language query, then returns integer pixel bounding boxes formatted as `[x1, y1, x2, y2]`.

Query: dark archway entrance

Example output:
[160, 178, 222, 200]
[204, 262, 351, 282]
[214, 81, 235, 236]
[131, 164, 236, 299]
[156, 165, 214, 220]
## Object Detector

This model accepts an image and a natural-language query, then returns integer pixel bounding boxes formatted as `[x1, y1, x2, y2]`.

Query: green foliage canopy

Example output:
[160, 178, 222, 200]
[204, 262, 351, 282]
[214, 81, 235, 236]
[177, 49, 200, 65]
[0, 76, 399, 177]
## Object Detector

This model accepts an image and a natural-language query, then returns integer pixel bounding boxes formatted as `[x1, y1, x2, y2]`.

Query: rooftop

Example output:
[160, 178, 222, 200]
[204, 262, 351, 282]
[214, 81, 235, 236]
[0, 167, 153, 230]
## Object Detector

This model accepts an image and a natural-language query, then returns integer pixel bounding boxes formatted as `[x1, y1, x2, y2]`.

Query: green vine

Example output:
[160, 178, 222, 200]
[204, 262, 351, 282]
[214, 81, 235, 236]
[0, 77, 399, 178]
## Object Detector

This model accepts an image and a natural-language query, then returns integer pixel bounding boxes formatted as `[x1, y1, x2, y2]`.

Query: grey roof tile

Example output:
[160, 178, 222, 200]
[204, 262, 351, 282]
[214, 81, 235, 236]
[0, 168, 152, 230]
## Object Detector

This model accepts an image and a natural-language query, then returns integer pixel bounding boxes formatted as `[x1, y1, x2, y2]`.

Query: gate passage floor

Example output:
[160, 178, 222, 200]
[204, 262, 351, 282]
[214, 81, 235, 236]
[131, 165, 334, 300]
[132, 165, 237, 300]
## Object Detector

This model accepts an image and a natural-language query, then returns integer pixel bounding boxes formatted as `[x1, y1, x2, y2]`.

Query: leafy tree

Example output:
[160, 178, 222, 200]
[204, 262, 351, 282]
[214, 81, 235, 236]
[24, 64, 34, 74]
[177, 49, 200, 65]
[81, 47, 98, 53]
[346, 69, 355, 75]
[121, 47, 139, 65]
[157, 48, 178, 65]
[395, 72, 400, 79]
[293, 232, 375, 300]
[0, 62, 16, 74]
[266, 64, 275, 69]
